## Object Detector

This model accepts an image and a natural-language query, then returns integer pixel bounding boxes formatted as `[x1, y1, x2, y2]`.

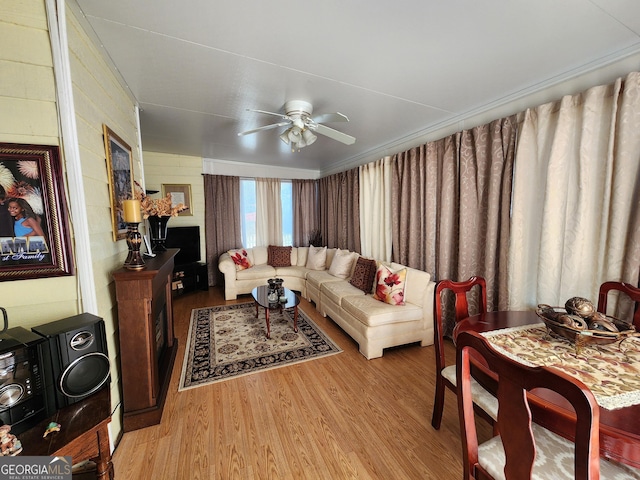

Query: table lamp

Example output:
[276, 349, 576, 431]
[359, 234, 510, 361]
[122, 199, 145, 270]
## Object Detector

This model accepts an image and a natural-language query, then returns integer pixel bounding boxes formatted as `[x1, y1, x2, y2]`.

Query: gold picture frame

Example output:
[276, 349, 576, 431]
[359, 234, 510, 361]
[103, 125, 134, 240]
[162, 184, 192, 216]
[0, 143, 74, 280]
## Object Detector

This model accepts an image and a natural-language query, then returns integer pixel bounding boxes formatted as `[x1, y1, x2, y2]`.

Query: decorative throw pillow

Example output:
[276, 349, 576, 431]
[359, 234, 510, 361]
[328, 249, 356, 279]
[268, 245, 292, 267]
[349, 257, 378, 293]
[228, 248, 252, 271]
[373, 264, 407, 305]
[305, 245, 327, 271]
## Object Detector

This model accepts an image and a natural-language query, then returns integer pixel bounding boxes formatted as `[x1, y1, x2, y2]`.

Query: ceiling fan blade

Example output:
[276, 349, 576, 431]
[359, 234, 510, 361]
[247, 108, 289, 120]
[311, 112, 349, 124]
[238, 121, 290, 136]
[312, 123, 356, 145]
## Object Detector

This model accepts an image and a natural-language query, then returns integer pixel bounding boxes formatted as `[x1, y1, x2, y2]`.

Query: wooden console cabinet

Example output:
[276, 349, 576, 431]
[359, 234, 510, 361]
[113, 249, 178, 432]
[20, 388, 113, 479]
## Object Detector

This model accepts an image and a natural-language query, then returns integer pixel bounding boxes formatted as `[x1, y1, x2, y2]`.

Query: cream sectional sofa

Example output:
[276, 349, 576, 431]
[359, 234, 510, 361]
[218, 246, 436, 359]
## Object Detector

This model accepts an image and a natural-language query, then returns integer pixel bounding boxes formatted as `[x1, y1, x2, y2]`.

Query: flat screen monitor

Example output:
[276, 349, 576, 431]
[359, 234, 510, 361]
[165, 226, 200, 266]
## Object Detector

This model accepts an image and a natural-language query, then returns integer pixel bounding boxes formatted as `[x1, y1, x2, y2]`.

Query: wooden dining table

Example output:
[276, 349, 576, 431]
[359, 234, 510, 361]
[453, 310, 640, 469]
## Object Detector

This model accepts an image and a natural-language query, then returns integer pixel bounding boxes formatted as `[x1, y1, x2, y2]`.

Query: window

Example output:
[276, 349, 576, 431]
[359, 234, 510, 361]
[240, 179, 256, 248]
[240, 178, 292, 248]
[281, 181, 292, 246]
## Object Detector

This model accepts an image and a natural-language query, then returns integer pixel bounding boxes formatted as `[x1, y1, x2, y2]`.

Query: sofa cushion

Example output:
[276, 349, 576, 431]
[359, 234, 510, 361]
[328, 249, 357, 279]
[228, 248, 252, 271]
[296, 247, 309, 266]
[253, 246, 268, 265]
[322, 280, 365, 306]
[275, 265, 308, 279]
[390, 263, 431, 306]
[268, 245, 292, 267]
[236, 264, 276, 280]
[349, 257, 377, 293]
[325, 248, 338, 267]
[342, 295, 423, 327]
[306, 270, 342, 289]
[306, 245, 327, 270]
[373, 264, 407, 306]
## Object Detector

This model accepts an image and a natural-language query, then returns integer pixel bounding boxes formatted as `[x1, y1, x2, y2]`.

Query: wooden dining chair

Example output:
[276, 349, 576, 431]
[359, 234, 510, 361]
[597, 281, 640, 330]
[456, 330, 640, 479]
[431, 276, 497, 430]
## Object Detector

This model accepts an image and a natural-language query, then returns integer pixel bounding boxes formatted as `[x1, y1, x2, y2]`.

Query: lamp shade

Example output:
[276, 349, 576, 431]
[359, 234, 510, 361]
[279, 124, 316, 151]
[287, 127, 301, 143]
[302, 129, 317, 146]
[279, 130, 291, 144]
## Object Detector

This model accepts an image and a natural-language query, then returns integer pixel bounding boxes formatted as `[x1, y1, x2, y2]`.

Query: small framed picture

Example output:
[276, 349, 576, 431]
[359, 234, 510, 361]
[162, 184, 192, 216]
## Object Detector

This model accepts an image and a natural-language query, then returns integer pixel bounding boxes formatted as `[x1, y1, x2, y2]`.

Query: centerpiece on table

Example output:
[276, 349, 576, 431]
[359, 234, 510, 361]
[135, 182, 188, 251]
[536, 296, 638, 352]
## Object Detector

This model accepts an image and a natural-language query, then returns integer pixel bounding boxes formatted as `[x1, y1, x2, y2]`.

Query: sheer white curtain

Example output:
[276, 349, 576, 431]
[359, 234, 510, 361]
[256, 178, 282, 246]
[359, 157, 392, 261]
[508, 72, 640, 309]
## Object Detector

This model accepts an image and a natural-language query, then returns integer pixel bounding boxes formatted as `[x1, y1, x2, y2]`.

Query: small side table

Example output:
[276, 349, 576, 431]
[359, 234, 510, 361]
[18, 387, 113, 479]
[251, 286, 300, 339]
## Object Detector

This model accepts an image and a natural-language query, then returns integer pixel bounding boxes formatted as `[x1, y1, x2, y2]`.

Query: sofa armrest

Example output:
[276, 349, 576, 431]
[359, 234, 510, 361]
[218, 252, 237, 284]
[392, 262, 436, 331]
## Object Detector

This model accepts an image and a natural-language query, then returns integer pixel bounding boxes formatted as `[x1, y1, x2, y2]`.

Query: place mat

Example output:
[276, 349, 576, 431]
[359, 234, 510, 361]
[481, 323, 640, 410]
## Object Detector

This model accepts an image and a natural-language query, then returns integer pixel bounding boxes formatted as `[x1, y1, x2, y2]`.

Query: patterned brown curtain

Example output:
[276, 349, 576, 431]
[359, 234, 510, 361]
[292, 179, 319, 246]
[319, 168, 360, 251]
[204, 174, 241, 286]
[391, 116, 516, 334]
[457, 116, 516, 312]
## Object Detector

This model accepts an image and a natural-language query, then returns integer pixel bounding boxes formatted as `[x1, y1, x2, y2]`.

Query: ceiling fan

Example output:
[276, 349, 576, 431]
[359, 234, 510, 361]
[238, 100, 356, 152]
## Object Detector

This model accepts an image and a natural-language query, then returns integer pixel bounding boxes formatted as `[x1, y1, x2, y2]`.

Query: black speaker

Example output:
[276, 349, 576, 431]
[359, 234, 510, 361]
[32, 313, 111, 409]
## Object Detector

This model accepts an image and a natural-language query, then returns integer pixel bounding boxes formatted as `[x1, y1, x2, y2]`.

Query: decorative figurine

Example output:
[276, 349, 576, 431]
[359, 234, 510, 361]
[0, 425, 22, 456]
[43, 422, 61, 438]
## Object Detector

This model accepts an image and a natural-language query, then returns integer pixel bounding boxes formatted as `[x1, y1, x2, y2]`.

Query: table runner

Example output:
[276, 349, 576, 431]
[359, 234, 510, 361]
[481, 323, 640, 410]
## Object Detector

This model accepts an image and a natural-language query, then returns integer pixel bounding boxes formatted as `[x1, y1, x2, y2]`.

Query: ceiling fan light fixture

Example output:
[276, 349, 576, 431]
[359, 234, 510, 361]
[302, 129, 317, 146]
[243, 100, 356, 150]
[287, 127, 301, 143]
[279, 130, 290, 144]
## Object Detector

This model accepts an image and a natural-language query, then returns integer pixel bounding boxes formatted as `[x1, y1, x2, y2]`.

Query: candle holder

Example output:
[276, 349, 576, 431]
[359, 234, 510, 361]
[124, 222, 146, 270]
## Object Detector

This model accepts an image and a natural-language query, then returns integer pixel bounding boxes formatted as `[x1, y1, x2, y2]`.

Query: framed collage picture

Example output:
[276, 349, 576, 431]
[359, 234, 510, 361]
[0, 143, 74, 281]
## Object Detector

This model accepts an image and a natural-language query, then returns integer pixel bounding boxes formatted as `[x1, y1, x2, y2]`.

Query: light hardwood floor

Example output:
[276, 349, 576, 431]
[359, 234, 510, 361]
[111, 287, 491, 479]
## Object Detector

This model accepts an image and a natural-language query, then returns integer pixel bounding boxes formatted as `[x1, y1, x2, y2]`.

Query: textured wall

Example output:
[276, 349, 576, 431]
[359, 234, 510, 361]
[143, 151, 205, 260]
[0, 0, 143, 443]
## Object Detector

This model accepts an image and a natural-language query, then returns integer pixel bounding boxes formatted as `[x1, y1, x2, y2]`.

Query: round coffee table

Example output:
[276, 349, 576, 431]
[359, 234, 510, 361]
[251, 285, 300, 339]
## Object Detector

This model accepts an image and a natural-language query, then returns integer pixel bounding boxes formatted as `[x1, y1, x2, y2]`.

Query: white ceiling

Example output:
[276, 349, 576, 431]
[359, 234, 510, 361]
[72, 0, 640, 174]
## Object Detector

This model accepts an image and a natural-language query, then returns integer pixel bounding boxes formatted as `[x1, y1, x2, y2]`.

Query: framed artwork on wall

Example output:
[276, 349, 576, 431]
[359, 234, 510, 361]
[162, 183, 192, 216]
[0, 143, 75, 281]
[103, 124, 135, 241]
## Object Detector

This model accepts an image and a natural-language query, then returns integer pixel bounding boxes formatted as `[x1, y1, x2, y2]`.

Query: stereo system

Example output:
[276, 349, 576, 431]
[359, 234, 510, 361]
[32, 313, 111, 410]
[0, 314, 110, 434]
[0, 327, 53, 435]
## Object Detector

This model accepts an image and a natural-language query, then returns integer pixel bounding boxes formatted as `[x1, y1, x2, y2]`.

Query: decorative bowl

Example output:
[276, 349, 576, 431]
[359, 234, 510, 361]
[535, 304, 637, 350]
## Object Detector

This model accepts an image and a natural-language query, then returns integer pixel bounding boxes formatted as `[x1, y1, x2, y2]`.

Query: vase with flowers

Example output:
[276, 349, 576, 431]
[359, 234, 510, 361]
[135, 182, 188, 251]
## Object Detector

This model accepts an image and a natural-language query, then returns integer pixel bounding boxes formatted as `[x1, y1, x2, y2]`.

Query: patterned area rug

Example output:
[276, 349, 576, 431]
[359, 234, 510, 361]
[179, 302, 342, 390]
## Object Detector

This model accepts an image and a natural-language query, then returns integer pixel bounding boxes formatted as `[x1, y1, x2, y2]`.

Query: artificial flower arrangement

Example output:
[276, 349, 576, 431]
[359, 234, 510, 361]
[134, 181, 188, 218]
